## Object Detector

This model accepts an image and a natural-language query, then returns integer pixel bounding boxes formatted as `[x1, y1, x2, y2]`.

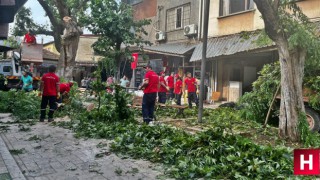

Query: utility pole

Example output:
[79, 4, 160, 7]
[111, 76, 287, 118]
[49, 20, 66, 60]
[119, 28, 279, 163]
[198, 0, 210, 123]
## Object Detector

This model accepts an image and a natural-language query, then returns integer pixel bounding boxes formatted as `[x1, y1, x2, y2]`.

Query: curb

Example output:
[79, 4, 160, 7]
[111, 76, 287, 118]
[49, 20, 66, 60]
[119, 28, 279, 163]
[0, 133, 26, 180]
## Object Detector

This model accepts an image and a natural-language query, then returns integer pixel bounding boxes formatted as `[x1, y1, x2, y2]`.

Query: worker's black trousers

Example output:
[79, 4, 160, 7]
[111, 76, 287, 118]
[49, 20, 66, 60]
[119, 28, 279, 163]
[188, 92, 199, 108]
[40, 96, 57, 120]
[142, 93, 157, 124]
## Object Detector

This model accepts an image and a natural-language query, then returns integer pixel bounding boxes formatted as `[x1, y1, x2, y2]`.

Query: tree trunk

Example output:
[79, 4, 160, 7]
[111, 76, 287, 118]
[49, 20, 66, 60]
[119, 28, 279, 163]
[37, 0, 64, 52]
[277, 40, 306, 141]
[58, 17, 82, 80]
[253, 0, 308, 142]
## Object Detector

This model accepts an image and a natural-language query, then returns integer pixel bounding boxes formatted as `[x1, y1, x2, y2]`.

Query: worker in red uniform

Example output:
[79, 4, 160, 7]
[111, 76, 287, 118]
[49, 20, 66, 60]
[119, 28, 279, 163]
[38, 65, 60, 122]
[139, 65, 159, 124]
[58, 81, 74, 103]
[184, 72, 198, 108]
[158, 71, 169, 104]
[23, 30, 37, 44]
[174, 77, 183, 105]
[166, 72, 174, 100]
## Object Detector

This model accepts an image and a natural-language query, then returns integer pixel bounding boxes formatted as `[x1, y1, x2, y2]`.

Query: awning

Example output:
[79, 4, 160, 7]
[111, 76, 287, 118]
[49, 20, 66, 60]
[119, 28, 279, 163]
[0, 39, 14, 51]
[190, 31, 275, 62]
[144, 43, 197, 57]
[75, 35, 103, 66]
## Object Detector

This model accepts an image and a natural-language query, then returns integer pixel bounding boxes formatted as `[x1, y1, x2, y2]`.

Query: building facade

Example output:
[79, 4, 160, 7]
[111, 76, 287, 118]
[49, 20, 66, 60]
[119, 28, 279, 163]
[124, 0, 320, 102]
[201, 0, 320, 101]
[142, 0, 202, 79]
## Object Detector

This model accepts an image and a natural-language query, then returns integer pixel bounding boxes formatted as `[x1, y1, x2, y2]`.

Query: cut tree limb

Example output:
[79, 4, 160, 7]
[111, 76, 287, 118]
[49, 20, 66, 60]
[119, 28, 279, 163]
[264, 84, 280, 128]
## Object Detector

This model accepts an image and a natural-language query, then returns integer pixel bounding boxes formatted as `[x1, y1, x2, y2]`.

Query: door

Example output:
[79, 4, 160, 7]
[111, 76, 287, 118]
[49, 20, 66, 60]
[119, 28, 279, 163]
[243, 66, 256, 92]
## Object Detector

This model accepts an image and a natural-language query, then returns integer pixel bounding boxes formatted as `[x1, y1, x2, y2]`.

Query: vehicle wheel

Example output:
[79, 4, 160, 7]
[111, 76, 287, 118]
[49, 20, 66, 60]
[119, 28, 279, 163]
[305, 107, 320, 132]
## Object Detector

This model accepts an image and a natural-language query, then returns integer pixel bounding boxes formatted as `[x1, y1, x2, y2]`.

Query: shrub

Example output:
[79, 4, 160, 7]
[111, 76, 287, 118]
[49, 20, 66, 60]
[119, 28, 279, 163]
[239, 62, 280, 123]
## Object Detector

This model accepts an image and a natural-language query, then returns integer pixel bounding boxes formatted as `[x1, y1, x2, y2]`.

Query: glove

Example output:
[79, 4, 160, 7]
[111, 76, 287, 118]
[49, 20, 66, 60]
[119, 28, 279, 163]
[57, 93, 61, 99]
[38, 92, 42, 97]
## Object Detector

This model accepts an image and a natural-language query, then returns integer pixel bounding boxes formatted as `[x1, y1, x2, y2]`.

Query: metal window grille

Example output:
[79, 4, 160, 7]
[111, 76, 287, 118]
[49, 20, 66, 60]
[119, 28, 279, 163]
[166, 4, 191, 31]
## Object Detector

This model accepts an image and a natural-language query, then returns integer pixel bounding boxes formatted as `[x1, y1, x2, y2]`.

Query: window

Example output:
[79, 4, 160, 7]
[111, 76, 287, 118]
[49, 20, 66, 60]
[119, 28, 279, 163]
[127, 0, 142, 5]
[166, 4, 191, 31]
[176, 8, 182, 29]
[3, 66, 11, 73]
[219, 0, 254, 16]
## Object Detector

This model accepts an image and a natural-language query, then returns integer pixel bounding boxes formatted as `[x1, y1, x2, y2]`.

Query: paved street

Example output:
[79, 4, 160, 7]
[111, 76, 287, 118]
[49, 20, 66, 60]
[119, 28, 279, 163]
[0, 114, 164, 180]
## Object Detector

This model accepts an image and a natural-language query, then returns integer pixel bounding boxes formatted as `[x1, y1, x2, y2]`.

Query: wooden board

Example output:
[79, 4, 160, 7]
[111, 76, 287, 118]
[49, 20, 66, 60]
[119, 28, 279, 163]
[21, 43, 43, 64]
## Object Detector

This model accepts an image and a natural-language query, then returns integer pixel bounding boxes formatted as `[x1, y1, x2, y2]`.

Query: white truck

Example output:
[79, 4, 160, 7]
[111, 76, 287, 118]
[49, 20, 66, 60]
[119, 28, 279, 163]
[0, 43, 43, 90]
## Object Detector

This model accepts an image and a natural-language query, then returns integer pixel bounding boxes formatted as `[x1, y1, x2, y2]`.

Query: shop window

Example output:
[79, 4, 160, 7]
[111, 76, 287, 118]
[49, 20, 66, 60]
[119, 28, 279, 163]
[219, 0, 254, 16]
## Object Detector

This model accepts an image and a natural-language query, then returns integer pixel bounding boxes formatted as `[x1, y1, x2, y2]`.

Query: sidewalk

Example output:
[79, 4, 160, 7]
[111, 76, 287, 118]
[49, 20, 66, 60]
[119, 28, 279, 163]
[0, 113, 164, 180]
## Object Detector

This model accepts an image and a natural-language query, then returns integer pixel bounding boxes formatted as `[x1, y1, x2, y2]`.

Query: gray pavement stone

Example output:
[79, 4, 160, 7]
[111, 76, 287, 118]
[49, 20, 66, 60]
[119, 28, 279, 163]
[0, 114, 164, 179]
[0, 130, 26, 180]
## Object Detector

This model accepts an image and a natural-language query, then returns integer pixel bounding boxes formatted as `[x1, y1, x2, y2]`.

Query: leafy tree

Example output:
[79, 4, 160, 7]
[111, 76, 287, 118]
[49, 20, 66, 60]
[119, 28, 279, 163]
[81, 0, 151, 80]
[12, 7, 49, 36]
[12, 0, 89, 80]
[253, 0, 320, 141]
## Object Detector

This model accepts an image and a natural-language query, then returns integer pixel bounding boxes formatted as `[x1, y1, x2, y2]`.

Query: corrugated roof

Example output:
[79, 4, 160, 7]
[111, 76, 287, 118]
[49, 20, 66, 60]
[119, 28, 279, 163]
[144, 43, 197, 57]
[43, 49, 59, 61]
[0, 39, 13, 52]
[75, 36, 102, 63]
[190, 31, 275, 62]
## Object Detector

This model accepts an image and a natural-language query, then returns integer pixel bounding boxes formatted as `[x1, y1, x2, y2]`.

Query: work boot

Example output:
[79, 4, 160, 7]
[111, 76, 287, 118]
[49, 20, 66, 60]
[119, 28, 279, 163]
[148, 121, 155, 127]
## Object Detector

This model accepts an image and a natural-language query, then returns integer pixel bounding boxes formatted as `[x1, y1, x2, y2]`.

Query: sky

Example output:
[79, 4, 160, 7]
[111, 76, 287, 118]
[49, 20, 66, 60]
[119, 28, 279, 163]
[9, 0, 90, 44]
[9, 0, 53, 43]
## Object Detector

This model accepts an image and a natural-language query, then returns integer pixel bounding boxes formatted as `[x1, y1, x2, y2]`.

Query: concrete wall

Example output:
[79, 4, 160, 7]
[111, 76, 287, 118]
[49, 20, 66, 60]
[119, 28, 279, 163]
[157, 0, 200, 43]
[129, 0, 157, 44]
[208, 0, 264, 37]
[297, 0, 320, 21]
[208, 0, 320, 37]
[132, 0, 157, 20]
[140, 17, 157, 45]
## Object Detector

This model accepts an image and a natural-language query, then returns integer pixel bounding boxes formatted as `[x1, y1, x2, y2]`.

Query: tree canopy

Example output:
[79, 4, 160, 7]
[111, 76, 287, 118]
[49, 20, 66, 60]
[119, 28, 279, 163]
[81, 0, 151, 78]
[12, 6, 49, 36]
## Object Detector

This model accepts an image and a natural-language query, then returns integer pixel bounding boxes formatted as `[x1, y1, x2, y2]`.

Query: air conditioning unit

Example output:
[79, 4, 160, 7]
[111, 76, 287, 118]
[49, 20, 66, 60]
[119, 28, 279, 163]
[155, 31, 166, 41]
[184, 24, 198, 36]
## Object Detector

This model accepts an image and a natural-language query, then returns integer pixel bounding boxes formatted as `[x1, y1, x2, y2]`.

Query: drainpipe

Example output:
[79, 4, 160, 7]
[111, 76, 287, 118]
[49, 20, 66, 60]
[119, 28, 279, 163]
[182, 57, 185, 69]
[198, 0, 203, 40]
[215, 60, 218, 92]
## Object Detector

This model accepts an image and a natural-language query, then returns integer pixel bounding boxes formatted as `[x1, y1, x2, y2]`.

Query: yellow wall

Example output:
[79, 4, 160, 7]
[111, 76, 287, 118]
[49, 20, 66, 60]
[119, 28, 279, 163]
[217, 11, 256, 36]
[297, 0, 320, 21]
[208, 0, 320, 37]
[43, 43, 59, 55]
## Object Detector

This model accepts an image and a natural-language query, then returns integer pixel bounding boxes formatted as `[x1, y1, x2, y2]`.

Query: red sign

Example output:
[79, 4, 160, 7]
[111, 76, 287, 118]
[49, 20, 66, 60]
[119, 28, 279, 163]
[294, 149, 320, 175]
[131, 53, 138, 70]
